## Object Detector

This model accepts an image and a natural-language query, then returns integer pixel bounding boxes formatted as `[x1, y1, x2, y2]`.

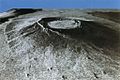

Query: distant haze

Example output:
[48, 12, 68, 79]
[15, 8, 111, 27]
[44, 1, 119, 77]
[0, 0, 120, 12]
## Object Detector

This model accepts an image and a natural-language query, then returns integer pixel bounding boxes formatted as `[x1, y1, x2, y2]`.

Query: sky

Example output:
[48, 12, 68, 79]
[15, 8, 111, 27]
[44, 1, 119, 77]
[0, 0, 120, 12]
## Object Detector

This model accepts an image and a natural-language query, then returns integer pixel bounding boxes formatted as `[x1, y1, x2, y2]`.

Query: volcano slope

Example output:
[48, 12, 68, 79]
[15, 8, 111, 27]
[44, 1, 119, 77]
[0, 9, 120, 80]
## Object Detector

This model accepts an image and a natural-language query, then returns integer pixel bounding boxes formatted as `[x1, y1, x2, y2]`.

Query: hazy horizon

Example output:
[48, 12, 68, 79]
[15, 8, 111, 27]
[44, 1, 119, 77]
[0, 0, 120, 12]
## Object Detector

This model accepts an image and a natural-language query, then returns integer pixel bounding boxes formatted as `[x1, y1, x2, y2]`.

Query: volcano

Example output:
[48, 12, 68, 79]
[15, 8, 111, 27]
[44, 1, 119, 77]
[0, 9, 120, 80]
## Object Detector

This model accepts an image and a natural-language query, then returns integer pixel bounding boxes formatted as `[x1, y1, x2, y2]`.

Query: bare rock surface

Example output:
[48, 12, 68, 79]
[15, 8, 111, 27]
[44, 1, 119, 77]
[0, 9, 120, 80]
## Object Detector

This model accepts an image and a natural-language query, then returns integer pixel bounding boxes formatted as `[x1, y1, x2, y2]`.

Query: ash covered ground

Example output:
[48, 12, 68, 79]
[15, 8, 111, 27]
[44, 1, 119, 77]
[0, 9, 120, 80]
